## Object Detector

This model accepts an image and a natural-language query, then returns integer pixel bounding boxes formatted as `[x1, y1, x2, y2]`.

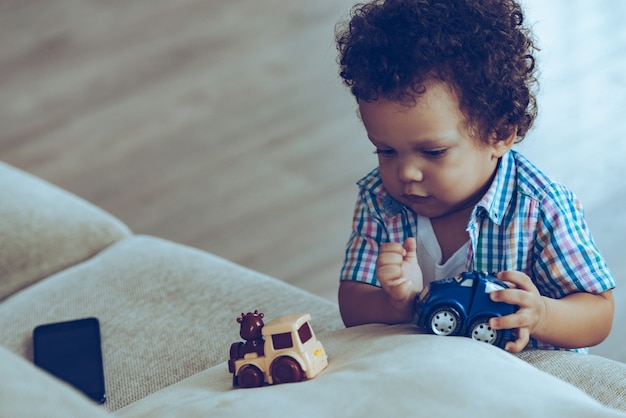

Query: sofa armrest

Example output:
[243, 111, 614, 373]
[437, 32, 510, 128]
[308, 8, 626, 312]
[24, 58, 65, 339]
[0, 345, 112, 417]
[0, 162, 131, 300]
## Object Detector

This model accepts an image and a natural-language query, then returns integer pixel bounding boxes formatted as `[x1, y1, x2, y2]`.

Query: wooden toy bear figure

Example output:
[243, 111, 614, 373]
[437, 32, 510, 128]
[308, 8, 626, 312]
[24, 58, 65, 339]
[231, 310, 265, 361]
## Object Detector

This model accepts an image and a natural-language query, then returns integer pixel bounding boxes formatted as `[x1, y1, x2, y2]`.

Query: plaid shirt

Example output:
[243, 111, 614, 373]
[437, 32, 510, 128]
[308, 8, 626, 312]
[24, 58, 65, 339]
[340, 150, 615, 352]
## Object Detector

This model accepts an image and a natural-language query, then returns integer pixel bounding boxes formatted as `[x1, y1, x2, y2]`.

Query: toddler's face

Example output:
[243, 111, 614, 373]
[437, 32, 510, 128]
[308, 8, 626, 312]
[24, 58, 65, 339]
[358, 80, 510, 219]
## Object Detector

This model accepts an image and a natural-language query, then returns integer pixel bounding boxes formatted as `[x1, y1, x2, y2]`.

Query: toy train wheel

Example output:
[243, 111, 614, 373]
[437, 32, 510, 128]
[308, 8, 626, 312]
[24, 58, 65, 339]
[271, 357, 303, 384]
[237, 364, 264, 388]
[468, 317, 502, 347]
[428, 305, 461, 336]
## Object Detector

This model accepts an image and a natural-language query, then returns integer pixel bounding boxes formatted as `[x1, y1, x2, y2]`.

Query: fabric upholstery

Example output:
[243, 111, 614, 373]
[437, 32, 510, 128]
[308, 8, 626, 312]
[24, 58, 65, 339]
[0, 346, 111, 418]
[0, 162, 131, 301]
[116, 324, 626, 418]
[0, 235, 343, 411]
[517, 349, 626, 411]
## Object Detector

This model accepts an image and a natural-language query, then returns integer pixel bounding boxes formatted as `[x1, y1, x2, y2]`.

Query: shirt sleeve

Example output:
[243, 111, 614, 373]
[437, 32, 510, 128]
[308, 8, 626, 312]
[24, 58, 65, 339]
[532, 184, 616, 298]
[340, 188, 386, 286]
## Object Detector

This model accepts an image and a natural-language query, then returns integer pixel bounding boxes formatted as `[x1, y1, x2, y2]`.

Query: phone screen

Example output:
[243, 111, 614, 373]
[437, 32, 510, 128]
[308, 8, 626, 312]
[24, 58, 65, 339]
[33, 317, 106, 403]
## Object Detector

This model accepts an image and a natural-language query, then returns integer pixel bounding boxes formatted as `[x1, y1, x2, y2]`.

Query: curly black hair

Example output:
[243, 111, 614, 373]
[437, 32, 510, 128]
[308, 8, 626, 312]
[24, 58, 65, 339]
[336, 0, 538, 143]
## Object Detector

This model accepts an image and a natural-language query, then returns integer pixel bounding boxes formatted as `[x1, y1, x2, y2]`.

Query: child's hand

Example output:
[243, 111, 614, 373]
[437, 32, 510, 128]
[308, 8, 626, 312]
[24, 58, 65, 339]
[376, 238, 424, 317]
[488, 271, 547, 353]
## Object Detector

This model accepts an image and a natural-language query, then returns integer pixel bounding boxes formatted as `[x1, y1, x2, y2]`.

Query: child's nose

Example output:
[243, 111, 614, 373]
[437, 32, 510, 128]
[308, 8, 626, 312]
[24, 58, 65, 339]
[398, 159, 423, 183]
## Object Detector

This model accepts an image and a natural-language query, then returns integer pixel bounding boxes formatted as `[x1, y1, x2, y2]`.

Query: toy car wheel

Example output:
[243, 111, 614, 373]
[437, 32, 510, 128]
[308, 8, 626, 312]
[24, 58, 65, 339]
[271, 356, 303, 384]
[468, 317, 501, 347]
[428, 305, 461, 336]
[237, 364, 264, 388]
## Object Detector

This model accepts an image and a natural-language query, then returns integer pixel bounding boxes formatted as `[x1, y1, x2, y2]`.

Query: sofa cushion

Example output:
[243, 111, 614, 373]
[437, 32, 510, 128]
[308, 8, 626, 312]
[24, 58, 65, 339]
[0, 235, 343, 411]
[115, 324, 626, 418]
[0, 346, 112, 418]
[0, 162, 131, 301]
[517, 349, 626, 411]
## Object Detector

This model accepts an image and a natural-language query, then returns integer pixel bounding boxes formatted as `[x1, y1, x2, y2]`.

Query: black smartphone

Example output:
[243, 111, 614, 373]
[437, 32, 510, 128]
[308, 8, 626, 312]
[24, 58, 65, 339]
[33, 317, 106, 404]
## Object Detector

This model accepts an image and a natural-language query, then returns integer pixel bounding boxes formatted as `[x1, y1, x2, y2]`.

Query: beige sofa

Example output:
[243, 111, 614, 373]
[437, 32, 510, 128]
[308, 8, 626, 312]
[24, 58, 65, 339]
[1, 161, 625, 417]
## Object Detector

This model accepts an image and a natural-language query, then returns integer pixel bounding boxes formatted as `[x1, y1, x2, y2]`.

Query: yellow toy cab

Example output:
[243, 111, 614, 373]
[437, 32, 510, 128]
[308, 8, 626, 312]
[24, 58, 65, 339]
[228, 311, 328, 388]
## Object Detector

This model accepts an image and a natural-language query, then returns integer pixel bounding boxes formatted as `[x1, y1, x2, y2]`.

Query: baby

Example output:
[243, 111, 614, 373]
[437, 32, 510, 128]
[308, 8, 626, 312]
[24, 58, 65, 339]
[336, 0, 615, 353]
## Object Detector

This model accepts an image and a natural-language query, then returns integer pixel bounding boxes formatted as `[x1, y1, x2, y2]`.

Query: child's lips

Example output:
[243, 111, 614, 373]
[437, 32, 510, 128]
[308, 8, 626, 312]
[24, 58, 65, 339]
[402, 193, 429, 203]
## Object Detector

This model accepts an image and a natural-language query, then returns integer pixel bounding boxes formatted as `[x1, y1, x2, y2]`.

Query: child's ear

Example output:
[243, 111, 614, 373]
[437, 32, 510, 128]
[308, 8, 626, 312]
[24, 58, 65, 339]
[490, 128, 517, 158]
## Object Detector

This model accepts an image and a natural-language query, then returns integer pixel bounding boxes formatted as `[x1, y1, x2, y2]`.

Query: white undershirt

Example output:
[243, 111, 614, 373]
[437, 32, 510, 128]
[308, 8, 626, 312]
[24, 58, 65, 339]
[415, 215, 469, 285]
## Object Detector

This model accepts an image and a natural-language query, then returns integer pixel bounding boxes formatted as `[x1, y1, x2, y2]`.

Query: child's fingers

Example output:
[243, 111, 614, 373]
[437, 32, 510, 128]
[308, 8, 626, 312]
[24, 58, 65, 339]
[376, 264, 403, 282]
[377, 240, 419, 290]
[504, 328, 530, 353]
[497, 271, 533, 291]
[490, 311, 523, 330]
[376, 251, 405, 267]
[386, 276, 408, 287]
[402, 238, 418, 262]
[380, 242, 407, 257]
[490, 288, 527, 306]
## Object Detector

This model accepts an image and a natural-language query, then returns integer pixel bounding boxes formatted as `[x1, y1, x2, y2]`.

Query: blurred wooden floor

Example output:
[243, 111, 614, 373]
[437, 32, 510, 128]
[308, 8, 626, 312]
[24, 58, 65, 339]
[0, 0, 624, 361]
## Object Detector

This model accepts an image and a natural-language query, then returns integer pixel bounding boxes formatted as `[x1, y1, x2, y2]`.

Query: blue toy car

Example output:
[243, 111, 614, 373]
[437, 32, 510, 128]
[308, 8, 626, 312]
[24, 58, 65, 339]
[414, 271, 518, 349]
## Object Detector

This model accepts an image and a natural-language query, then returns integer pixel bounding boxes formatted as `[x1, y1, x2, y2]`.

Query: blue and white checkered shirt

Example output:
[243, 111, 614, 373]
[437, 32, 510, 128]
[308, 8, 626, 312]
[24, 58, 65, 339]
[341, 150, 615, 352]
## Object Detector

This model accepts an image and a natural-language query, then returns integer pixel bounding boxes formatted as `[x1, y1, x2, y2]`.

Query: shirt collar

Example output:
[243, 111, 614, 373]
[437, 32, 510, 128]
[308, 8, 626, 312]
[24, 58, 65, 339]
[474, 150, 517, 225]
[357, 168, 405, 217]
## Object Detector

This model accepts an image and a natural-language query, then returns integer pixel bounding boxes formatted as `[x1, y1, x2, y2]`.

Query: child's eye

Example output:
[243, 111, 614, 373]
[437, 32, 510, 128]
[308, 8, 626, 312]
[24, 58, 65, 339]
[422, 148, 447, 158]
[373, 148, 396, 156]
